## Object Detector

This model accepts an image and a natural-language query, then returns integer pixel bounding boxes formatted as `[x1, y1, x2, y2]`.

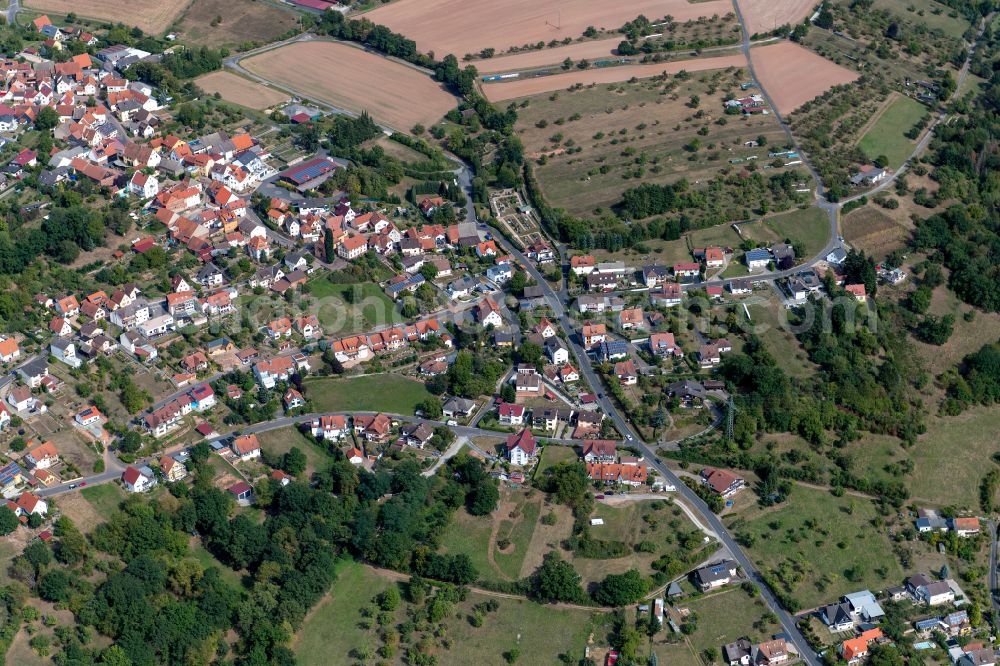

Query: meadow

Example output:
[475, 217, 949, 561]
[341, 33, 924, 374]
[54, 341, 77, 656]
[303, 375, 432, 414]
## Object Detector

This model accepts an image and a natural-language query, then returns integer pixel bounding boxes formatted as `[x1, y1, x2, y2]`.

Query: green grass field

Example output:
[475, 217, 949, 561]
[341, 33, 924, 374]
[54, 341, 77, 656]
[660, 587, 775, 657]
[256, 426, 334, 476]
[726, 485, 903, 609]
[535, 445, 577, 476]
[307, 278, 404, 335]
[493, 498, 541, 579]
[81, 484, 124, 515]
[438, 507, 496, 583]
[904, 407, 1000, 508]
[877, 0, 971, 39]
[294, 559, 603, 665]
[741, 207, 831, 259]
[858, 95, 928, 168]
[303, 375, 432, 415]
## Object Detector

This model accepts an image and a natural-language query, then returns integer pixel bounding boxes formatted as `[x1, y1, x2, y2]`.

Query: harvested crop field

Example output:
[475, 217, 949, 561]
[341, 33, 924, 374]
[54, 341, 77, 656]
[740, 0, 816, 36]
[196, 71, 291, 110]
[483, 54, 746, 101]
[176, 0, 301, 48]
[842, 206, 911, 260]
[24, 0, 186, 33]
[241, 41, 457, 130]
[363, 0, 732, 59]
[751, 41, 859, 114]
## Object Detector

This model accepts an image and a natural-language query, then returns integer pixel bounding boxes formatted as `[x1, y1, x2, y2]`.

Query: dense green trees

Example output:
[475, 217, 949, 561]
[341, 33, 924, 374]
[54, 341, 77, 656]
[593, 569, 648, 607]
[532, 553, 586, 603]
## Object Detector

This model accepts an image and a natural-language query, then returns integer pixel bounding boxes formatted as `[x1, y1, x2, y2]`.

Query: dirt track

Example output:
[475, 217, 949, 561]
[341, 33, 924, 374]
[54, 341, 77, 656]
[482, 54, 746, 101]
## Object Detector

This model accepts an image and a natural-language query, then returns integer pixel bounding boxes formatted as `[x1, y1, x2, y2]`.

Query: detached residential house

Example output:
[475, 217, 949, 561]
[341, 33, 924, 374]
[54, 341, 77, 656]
[50, 337, 82, 368]
[724, 639, 753, 666]
[0, 338, 20, 363]
[582, 439, 617, 464]
[160, 455, 187, 482]
[497, 402, 525, 426]
[506, 429, 537, 467]
[692, 559, 739, 591]
[475, 297, 503, 328]
[231, 434, 261, 461]
[311, 414, 347, 441]
[907, 573, 956, 606]
[841, 629, 883, 666]
[755, 639, 789, 666]
[122, 465, 154, 492]
[821, 602, 855, 633]
[24, 441, 59, 470]
[700, 466, 746, 498]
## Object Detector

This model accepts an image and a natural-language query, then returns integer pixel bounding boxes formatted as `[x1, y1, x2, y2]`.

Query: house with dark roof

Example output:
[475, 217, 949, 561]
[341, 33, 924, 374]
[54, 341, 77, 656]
[691, 559, 739, 591]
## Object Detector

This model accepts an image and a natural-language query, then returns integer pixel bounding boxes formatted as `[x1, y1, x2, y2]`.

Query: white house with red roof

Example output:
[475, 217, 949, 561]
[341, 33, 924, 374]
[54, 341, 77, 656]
[311, 414, 347, 441]
[15, 492, 47, 517]
[506, 429, 537, 466]
[128, 171, 158, 199]
[231, 434, 261, 461]
[122, 465, 154, 492]
[497, 402, 525, 426]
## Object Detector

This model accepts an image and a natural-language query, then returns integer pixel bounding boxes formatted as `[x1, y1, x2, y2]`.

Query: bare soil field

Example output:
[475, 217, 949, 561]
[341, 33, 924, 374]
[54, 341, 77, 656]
[842, 206, 911, 260]
[363, 0, 733, 59]
[751, 41, 859, 114]
[177, 0, 301, 48]
[740, 0, 816, 36]
[196, 71, 291, 111]
[241, 41, 457, 130]
[484, 53, 746, 101]
[24, 0, 186, 33]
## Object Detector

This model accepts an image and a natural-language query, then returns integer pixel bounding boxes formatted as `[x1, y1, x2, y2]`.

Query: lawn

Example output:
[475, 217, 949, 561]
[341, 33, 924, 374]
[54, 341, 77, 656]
[659, 586, 776, 657]
[740, 207, 831, 260]
[857, 95, 929, 168]
[493, 497, 541, 579]
[307, 279, 404, 336]
[294, 560, 393, 665]
[256, 426, 334, 477]
[294, 559, 603, 665]
[535, 444, 577, 476]
[905, 407, 1000, 508]
[437, 507, 495, 583]
[303, 375, 432, 415]
[574, 499, 713, 590]
[725, 485, 904, 609]
[80, 484, 124, 516]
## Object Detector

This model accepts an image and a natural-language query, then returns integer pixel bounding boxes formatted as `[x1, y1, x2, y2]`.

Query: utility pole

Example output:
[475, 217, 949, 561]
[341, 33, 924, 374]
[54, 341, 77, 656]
[725, 394, 736, 441]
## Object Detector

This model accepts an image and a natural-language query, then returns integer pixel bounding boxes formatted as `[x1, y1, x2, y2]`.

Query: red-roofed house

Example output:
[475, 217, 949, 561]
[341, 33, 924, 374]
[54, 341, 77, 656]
[700, 467, 745, 498]
[506, 429, 537, 466]
[122, 466, 154, 493]
[497, 402, 525, 426]
[231, 434, 261, 461]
